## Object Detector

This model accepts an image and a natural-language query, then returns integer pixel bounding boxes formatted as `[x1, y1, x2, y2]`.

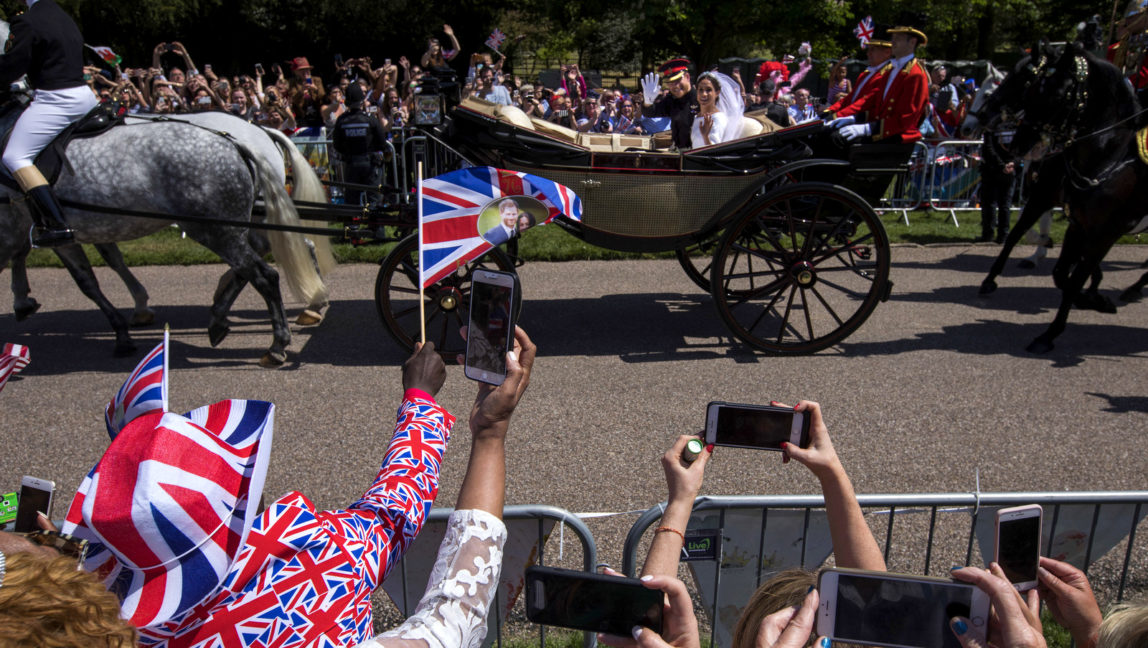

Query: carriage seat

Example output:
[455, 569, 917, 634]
[459, 96, 661, 153]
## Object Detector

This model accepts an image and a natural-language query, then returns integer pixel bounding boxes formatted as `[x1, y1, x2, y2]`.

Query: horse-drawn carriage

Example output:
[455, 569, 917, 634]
[372, 97, 897, 358]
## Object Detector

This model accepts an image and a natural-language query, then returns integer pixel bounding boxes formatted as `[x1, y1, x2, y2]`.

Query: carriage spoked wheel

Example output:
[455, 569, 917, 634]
[709, 182, 890, 355]
[675, 235, 723, 293]
[376, 234, 516, 358]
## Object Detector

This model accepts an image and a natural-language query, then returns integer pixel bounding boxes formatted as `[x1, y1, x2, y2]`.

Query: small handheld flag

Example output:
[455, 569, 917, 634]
[854, 16, 875, 46]
[485, 28, 507, 52]
[418, 167, 582, 288]
[105, 327, 169, 439]
[0, 343, 30, 395]
[85, 44, 122, 67]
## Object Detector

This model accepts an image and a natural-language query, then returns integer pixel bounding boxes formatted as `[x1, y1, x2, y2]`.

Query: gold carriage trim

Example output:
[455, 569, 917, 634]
[1138, 126, 1148, 166]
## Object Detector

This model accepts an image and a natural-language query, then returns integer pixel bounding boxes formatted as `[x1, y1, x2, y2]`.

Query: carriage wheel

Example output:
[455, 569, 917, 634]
[376, 234, 516, 358]
[710, 182, 890, 355]
[675, 235, 723, 293]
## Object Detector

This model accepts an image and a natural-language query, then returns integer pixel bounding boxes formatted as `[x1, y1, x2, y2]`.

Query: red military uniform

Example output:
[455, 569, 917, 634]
[828, 63, 892, 117]
[845, 56, 929, 143]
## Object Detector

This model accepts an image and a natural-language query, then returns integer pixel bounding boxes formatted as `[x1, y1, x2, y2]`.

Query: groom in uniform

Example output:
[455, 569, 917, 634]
[639, 57, 698, 150]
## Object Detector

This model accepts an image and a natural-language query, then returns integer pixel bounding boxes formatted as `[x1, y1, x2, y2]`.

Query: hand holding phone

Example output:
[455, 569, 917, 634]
[526, 566, 663, 637]
[254, 63, 265, 76]
[464, 269, 518, 386]
[994, 504, 1042, 590]
[950, 565, 1043, 648]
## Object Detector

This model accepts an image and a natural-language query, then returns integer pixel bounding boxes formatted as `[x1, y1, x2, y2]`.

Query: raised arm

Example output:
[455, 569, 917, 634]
[641, 435, 711, 578]
[781, 400, 885, 571]
[441, 24, 461, 61]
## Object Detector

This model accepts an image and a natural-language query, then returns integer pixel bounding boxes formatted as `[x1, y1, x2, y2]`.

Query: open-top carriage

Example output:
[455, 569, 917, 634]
[373, 96, 896, 357]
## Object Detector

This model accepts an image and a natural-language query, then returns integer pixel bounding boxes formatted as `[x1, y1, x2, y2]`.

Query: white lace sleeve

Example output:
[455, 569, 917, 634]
[356, 509, 508, 648]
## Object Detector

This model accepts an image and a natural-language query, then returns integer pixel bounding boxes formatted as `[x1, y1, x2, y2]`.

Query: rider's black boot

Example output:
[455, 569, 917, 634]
[25, 185, 74, 247]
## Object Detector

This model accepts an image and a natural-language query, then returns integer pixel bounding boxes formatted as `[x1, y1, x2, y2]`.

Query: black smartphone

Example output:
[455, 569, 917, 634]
[704, 401, 811, 451]
[334, 53, 344, 67]
[254, 63, 265, 76]
[464, 269, 517, 386]
[525, 566, 663, 637]
[15, 476, 55, 533]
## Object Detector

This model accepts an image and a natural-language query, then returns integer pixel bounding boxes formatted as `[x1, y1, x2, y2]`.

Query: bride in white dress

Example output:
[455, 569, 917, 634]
[690, 71, 745, 149]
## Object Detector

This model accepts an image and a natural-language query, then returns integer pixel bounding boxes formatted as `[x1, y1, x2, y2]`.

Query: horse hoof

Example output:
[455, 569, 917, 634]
[1075, 293, 1118, 313]
[1026, 338, 1054, 354]
[259, 351, 287, 368]
[1120, 288, 1141, 303]
[130, 310, 156, 327]
[296, 309, 323, 326]
[1017, 259, 1036, 270]
[978, 280, 998, 295]
[208, 323, 231, 347]
[113, 341, 138, 357]
[14, 300, 41, 322]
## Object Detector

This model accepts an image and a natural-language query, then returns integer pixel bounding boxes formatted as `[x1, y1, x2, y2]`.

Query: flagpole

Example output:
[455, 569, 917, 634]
[417, 162, 426, 345]
[162, 324, 170, 413]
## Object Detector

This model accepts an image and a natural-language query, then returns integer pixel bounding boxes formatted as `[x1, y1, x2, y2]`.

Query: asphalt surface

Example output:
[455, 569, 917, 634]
[3, 243, 1147, 605]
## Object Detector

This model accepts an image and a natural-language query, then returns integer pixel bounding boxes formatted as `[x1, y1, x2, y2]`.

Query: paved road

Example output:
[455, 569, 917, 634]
[2, 243, 1147, 597]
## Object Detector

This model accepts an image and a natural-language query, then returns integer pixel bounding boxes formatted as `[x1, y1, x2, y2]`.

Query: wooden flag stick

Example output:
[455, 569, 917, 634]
[417, 161, 426, 345]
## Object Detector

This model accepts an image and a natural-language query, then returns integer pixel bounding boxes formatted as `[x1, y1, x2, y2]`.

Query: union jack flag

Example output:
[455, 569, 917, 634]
[105, 329, 169, 439]
[0, 343, 30, 394]
[129, 395, 453, 646]
[63, 399, 275, 630]
[419, 167, 581, 288]
[854, 16, 875, 46]
[485, 28, 507, 51]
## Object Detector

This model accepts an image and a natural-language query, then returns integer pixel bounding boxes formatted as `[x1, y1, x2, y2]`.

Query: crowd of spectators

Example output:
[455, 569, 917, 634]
[78, 30, 983, 144]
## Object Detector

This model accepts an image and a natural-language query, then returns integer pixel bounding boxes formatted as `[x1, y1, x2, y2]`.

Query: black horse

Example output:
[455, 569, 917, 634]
[969, 42, 1148, 353]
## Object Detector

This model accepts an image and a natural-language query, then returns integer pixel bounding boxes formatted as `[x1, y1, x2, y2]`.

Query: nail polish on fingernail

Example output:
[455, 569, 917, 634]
[806, 585, 815, 594]
[631, 626, 643, 640]
[507, 351, 517, 362]
[37, 510, 49, 519]
[770, 401, 780, 405]
[952, 619, 968, 635]
[639, 575, 653, 582]
[705, 444, 714, 453]
[820, 638, 832, 648]
[950, 565, 963, 571]
[780, 442, 788, 449]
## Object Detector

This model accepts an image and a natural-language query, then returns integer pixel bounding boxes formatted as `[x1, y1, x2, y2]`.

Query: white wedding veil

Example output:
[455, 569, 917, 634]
[698, 71, 745, 143]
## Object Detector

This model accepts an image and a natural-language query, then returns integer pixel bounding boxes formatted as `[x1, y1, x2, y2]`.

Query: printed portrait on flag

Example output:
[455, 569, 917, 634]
[478, 196, 545, 246]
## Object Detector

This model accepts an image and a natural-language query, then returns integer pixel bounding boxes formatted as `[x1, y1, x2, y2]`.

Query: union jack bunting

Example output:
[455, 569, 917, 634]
[0, 343, 30, 394]
[854, 16, 875, 45]
[485, 28, 507, 51]
[128, 395, 454, 647]
[105, 329, 169, 439]
[62, 399, 275, 630]
[419, 167, 581, 288]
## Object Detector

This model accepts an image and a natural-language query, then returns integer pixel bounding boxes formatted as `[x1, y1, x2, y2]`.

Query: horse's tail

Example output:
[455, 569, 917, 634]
[235, 139, 330, 312]
[263, 128, 336, 277]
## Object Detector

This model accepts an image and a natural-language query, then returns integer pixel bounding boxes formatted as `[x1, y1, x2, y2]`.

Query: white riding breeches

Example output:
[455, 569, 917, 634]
[2, 85, 98, 172]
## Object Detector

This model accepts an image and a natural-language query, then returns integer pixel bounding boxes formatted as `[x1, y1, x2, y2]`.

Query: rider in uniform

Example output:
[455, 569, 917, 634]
[639, 57, 698, 150]
[331, 82, 387, 209]
[0, 0, 98, 247]
[821, 25, 893, 118]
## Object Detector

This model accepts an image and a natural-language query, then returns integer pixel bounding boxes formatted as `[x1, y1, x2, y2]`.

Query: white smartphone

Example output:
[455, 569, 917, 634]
[464, 269, 517, 385]
[994, 504, 1043, 591]
[704, 401, 810, 451]
[817, 568, 990, 648]
[15, 475, 55, 533]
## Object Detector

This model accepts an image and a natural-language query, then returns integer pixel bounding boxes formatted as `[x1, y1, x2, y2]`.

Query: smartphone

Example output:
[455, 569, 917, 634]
[704, 401, 810, 451]
[464, 269, 517, 385]
[15, 476, 55, 533]
[166, 44, 176, 53]
[255, 63, 265, 76]
[385, 58, 392, 66]
[204, 63, 212, 71]
[334, 53, 344, 67]
[994, 504, 1043, 591]
[525, 566, 663, 637]
[817, 568, 990, 648]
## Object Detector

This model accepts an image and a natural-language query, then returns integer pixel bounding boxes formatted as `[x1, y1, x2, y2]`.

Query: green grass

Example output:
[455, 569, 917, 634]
[21, 209, 1144, 269]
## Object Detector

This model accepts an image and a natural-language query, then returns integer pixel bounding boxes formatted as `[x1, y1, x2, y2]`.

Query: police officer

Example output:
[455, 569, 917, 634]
[0, 0, 99, 247]
[639, 57, 698, 150]
[331, 82, 387, 208]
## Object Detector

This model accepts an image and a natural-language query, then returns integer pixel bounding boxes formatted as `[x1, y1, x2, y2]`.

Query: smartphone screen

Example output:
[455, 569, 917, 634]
[526, 566, 663, 637]
[15, 479, 54, 533]
[996, 506, 1042, 588]
[465, 270, 516, 385]
[705, 402, 808, 450]
[819, 570, 985, 648]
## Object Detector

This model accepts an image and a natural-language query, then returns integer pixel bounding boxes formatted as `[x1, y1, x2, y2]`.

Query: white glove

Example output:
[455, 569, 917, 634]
[828, 115, 855, 129]
[640, 72, 660, 106]
[839, 123, 872, 141]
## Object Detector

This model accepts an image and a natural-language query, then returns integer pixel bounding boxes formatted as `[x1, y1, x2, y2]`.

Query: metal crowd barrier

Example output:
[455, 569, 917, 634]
[621, 491, 1148, 648]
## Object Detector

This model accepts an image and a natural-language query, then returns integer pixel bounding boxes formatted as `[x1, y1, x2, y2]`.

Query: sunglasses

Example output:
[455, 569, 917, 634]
[24, 530, 90, 566]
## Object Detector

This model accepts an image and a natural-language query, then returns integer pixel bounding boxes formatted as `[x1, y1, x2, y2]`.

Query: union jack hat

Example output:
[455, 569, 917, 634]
[61, 399, 274, 628]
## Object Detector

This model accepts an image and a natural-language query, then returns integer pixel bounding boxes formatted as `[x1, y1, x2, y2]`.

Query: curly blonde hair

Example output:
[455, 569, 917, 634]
[0, 553, 136, 648]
